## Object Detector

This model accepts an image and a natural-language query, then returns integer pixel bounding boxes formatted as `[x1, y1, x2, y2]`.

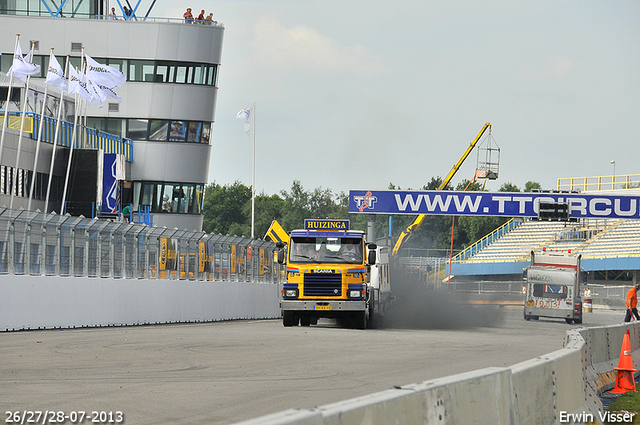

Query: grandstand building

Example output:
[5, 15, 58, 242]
[0, 0, 223, 231]
[443, 184, 640, 308]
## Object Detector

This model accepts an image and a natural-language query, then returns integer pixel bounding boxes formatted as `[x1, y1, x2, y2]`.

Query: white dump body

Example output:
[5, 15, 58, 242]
[368, 246, 392, 320]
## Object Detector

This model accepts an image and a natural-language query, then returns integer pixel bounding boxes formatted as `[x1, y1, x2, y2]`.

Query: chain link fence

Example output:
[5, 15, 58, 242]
[0, 206, 282, 283]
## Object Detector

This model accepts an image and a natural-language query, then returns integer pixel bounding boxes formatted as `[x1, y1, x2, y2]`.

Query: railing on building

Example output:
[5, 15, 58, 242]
[449, 218, 521, 262]
[557, 174, 640, 192]
[94, 15, 225, 27]
[1, 111, 133, 162]
[0, 206, 281, 283]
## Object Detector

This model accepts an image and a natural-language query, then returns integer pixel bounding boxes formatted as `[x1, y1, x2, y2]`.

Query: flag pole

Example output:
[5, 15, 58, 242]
[61, 62, 84, 214]
[0, 34, 20, 178]
[10, 40, 36, 209]
[45, 55, 69, 213]
[251, 102, 255, 239]
[28, 48, 54, 210]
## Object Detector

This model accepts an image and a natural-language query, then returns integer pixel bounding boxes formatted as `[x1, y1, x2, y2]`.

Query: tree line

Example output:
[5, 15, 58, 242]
[202, 179, 541, 253]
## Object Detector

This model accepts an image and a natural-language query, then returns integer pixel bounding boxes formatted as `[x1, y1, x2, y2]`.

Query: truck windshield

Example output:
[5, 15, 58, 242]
[289, 237, 363, 264]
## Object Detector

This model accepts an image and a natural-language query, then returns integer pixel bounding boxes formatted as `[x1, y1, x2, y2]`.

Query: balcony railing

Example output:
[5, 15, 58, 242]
[1, 111, 133, 161]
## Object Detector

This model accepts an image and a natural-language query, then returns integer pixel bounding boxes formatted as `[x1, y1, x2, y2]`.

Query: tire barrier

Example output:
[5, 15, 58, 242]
[234, 323, 640, 425]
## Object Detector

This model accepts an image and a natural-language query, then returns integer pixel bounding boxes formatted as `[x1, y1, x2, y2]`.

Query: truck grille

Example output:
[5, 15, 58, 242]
[303, 273, 342, 296]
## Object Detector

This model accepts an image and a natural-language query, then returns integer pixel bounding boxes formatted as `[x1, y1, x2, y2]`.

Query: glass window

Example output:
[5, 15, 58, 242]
[159, 184, 174, 212]
[143, 63, 155, 82]
[30, 54, 46, 78]
[169, 121, 187, 142]
[128, 60, 154, 82]
[186, 66, 193, 84]
[156, 184, 173, 212]
[194, 184, 204, 214]
[41, 54, 50, 76]
[105, 118, 124, 137]
[127, 119, 149, 140]
[175, 64, 187, 83]
[193, 64, 206, 85]
[182, 184, 195, 213]
[149, 120, 168, 141]
[155, 61, 174, 83]
[207, 65, 217, 86]
[67, 56, 82, 71]
[106, 58, 126, 74]
[187, 122, 201, 143]
[87, 117, 106, 131]
[133, 182, 142, 207]
[200, 122, 211, 144]
[0, 54, 12, 73]
[289, 237, 363, 264]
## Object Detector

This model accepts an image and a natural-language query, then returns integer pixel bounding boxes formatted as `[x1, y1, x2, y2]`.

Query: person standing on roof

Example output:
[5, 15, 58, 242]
[183, 8, 194, 24]
[624, 283, 640, 322]
[196, 9, 206, 23]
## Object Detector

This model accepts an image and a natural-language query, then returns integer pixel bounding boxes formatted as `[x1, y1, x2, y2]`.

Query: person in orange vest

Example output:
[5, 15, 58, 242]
[624, 283, 640, 322]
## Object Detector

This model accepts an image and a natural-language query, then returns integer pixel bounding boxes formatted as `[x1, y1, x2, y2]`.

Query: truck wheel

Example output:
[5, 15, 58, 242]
[574, 317, 582, 325]
[565, 318, 573, 324]
[310, 317, 318, 325]
[283, 311, 298, 327]
[354, 312, 367, 330]
[300, 316, 311, 327]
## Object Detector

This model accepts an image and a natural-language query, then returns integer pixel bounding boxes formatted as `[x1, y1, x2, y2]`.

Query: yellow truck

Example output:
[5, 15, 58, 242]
[276, 219, 391, 329]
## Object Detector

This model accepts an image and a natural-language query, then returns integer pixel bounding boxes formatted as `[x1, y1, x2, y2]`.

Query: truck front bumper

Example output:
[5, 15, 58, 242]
[280, 300, 366, 312]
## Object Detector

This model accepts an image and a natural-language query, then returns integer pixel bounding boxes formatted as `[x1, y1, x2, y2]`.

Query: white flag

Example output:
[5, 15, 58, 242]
[95, 82, 122, 103]
[86, 76, 106, 105]
[236, 107, 252, 134]
[45, 52, 67, 91]
[85, 54, 126, 88]
[68, 65, 97, 103]
[7, 43, 41, 83]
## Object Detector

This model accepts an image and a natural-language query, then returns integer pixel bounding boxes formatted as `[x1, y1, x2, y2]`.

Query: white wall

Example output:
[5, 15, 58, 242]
[0, 275, 281, 331]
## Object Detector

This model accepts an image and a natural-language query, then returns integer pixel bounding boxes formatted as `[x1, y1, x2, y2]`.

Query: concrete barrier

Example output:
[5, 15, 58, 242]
[234, 323, 640, 425]
[0, 275, 281, 331]
[3, 275, 638, 424]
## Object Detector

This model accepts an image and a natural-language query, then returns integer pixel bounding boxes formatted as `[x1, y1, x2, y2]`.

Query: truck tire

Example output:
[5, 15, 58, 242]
[354, 311, 367, 330]
[283, 311, 298, 327]
[300, 316, 311, 327]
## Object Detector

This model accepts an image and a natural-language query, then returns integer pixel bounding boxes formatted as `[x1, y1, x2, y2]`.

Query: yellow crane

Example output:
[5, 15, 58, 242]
[391, 122, 492, 256]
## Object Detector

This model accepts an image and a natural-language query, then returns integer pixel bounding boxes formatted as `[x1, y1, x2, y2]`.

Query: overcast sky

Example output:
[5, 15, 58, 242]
[150, 1, 639, 197]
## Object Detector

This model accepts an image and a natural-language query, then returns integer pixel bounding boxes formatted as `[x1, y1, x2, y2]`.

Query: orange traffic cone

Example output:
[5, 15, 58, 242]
[610, 330, 637, 393]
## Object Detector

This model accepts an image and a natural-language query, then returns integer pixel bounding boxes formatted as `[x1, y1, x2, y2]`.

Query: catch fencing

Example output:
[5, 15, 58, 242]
[0, 206, 281, 283]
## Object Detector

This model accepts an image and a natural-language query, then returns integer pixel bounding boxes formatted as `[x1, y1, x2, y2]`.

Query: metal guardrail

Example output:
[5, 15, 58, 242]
[0, 206, 281, 283]
[557, 174, 640, 191]
[451, 218, 520, 262]
[93, 15, 225, 27]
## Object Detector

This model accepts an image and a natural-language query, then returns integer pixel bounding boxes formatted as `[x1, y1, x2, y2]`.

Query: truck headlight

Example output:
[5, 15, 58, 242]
[285, 289, 298, 298]
[349, 290, 362, 298]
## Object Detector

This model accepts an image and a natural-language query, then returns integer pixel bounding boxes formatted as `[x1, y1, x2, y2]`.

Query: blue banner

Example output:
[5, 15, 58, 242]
[349, 190, 640, 219]
[102, 153, 119, 213]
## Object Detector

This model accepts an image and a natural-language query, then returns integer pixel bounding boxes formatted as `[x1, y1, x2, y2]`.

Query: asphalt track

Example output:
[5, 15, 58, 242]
[1, 308, 623, 425]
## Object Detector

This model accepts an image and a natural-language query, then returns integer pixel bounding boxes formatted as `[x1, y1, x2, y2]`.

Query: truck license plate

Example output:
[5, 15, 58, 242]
[315, 305, 332, 311]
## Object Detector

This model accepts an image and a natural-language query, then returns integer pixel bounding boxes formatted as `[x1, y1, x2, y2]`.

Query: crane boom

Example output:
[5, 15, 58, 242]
[391, 122, 492, 256]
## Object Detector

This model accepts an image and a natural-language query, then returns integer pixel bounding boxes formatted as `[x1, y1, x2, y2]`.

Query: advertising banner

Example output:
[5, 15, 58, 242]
[349, 190, 640, 219]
